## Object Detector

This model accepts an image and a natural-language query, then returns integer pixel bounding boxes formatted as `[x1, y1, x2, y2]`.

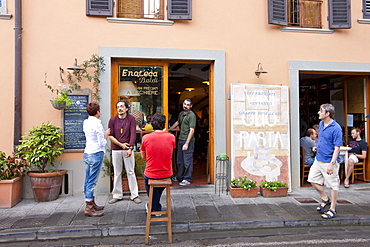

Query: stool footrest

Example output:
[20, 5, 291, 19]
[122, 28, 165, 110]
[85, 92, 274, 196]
[150, 217, 169, 222]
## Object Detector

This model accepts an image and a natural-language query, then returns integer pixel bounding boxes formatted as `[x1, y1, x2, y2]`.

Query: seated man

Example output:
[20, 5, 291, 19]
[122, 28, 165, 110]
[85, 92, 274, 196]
[344, 128, 368, 188]
[300, 128, 317, 165]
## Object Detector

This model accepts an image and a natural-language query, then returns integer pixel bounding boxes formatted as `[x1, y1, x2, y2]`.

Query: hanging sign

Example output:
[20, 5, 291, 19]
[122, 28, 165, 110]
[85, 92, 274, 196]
[230, 84, 291, 187]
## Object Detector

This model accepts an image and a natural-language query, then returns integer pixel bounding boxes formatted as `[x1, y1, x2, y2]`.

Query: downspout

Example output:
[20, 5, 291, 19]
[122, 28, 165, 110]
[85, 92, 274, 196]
[14, 0, 22, 149]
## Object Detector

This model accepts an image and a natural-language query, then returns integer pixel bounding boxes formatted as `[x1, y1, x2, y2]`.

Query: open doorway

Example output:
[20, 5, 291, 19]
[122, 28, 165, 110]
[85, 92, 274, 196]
[299, 73, 368, 187]
[168, 63, 210, 186]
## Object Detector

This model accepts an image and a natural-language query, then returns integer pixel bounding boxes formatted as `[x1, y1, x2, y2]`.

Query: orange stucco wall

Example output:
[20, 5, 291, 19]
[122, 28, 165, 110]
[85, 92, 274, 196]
[1, 0, 368, 161]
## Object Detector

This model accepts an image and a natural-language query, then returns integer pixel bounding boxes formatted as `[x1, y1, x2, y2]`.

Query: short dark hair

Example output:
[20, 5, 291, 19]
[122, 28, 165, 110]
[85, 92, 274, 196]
[184, 98, 192, 104]
[352, 127, 361, 133]
[116, 100, 130, 109]
[86, 103, 100, 116]
[151, 113, 166, 130]
[306, 128, 314, 137]
[320, 103, 335, 119]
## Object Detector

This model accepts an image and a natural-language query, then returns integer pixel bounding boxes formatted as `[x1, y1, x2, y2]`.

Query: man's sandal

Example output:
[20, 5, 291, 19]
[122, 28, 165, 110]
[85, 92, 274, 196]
[316, 198, 331, 212]
[321, 209, 337, 219]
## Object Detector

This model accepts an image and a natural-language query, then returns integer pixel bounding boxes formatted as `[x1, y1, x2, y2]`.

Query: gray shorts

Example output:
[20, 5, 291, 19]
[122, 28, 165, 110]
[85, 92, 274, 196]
[307, 158, 340, 191]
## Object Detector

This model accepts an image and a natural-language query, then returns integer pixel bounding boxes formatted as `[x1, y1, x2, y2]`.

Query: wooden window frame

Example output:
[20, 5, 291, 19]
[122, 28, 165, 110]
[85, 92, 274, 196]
[117, 0, 165, 20]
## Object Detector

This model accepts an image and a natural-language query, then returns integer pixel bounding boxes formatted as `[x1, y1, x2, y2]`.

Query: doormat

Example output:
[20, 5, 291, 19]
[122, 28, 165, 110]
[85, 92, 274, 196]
[294, 198, 318, 204]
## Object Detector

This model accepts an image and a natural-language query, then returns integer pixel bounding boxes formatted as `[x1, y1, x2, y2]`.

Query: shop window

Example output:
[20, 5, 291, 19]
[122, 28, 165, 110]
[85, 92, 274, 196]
[118, 65, 163, 124]
[268, 0, 351, 29]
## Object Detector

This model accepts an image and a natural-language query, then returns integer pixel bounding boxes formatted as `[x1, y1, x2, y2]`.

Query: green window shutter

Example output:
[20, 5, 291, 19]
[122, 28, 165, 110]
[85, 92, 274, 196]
[86, 0, 114, 17]
[268, 0, 287, 26]
[363, 0, 370, 19]
[328, 0, 351, 29]
[168, 0, 192, 20]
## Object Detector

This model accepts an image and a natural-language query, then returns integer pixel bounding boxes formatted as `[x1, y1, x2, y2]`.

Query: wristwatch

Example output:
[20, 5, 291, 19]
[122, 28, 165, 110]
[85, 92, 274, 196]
[129, 147, 134, 150]
[331, 161, 336, 165]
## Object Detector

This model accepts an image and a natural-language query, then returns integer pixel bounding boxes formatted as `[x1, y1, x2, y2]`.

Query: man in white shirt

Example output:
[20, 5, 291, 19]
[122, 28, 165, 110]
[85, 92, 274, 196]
[83, 103, 110, 217]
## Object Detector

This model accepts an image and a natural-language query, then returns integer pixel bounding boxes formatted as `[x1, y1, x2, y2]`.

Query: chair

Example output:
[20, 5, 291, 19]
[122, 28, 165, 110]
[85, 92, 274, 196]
[301, 146, 311, 186]
[145, 178, 172, 244]
[352, 160, 366, 184]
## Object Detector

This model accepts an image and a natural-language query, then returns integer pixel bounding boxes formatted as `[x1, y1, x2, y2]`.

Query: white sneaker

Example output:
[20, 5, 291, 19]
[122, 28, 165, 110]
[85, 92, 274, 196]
[179, 180, 191, 186]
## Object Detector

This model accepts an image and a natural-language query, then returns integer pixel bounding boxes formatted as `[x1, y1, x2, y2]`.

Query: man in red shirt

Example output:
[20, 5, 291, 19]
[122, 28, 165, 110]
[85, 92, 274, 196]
[140, 113, 176, 212]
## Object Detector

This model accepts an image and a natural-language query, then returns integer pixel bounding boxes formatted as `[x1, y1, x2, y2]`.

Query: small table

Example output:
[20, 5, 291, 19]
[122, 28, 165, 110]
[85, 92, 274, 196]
[340, 146, 351, 177]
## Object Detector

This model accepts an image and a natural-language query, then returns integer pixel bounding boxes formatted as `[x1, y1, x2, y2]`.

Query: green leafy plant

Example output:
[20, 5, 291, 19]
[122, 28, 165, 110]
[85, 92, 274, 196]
[44, 73, 73, 107]
[16, 123, 66, 173]
[260, 180, 287, 192]
[230, 176, 257, 191]
[102, 148, 146, 177]
[0, 151, 31, 180]
[66, 54, 105, 103]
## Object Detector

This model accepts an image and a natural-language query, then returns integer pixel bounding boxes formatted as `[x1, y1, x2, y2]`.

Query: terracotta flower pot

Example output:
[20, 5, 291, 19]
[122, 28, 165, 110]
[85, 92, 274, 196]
[28, 170, 67, 202]
[260, 186, 288, 197]
[0, 176, 24, 208]
[230, 187, 258, 198]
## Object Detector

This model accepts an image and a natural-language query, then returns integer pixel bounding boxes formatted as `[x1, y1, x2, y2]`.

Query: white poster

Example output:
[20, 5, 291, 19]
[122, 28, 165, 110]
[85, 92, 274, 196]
[230, 84, 291, 187]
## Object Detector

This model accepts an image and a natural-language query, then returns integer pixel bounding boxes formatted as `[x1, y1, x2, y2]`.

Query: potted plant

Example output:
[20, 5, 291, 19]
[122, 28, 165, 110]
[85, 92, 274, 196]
[16, 122, 67, 202]
[259, 180, 288, 197]
[103, 149, 146, 193]
[44, 70, 73, 110]
[229, 176, 258, 198]
[0, 152, 31, 208]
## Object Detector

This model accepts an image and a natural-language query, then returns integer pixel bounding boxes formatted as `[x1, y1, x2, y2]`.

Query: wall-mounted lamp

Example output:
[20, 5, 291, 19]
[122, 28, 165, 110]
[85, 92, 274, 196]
[185, 87, 195, 91]
[119, 81, 140, 97]
[202, 81, 210, 85]
[255, 63, 267, 78]
[67, 58, 83, 73]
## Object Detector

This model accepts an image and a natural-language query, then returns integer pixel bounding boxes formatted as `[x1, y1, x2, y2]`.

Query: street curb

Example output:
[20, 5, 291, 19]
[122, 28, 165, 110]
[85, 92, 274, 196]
[1, 218, 370, 243]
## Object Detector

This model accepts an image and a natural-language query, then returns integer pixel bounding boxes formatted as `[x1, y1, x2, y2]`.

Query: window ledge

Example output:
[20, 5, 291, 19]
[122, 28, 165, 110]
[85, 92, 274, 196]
[280, 27, 334, 34]
[107, 17, 174, 26]
[358, 19, 370, 24]
[0, 13, 12, 20]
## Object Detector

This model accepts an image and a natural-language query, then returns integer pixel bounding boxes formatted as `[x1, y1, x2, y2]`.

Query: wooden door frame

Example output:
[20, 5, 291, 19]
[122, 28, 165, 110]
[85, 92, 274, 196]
[111, 58, 215, 183]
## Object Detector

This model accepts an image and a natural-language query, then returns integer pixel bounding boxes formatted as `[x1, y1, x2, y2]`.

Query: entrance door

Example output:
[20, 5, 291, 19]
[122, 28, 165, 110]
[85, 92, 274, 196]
[168, 63, 211, 185]
[111, 59, 213, 185]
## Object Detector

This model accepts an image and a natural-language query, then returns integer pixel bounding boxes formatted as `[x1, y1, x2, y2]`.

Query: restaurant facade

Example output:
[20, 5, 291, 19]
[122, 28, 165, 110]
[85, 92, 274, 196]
[1, 0, 369, 198]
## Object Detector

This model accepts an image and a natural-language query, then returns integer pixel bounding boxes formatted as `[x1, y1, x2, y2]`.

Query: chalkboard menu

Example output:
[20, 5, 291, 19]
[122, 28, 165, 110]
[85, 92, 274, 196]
[63, 94, 89, 151]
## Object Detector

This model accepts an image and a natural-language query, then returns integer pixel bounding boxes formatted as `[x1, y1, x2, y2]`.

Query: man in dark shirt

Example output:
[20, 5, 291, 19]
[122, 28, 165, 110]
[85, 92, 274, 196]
[169, 98, 196, 186]
[344, 128, 368, 188]
[108, 100, 141, 204]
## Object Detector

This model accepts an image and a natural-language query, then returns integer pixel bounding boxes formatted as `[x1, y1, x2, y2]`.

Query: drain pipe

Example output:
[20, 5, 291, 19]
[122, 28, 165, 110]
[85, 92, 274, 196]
[14, 0, 22, 149]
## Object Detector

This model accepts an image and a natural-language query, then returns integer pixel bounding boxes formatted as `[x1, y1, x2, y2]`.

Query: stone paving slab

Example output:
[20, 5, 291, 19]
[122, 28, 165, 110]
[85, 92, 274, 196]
[0, 184, 370, 243]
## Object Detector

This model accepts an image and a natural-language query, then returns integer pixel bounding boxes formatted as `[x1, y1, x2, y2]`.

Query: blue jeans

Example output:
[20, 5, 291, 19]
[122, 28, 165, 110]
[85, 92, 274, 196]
[176, 140, 194, 182]
[83, 151, 104, 202]
[145, 176, 171, 212]
[305, 157, 315, 166]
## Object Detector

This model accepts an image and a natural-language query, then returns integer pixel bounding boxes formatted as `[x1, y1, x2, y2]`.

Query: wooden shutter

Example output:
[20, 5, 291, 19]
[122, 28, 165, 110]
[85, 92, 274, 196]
[364, 0, 370, 19]
[86, 0, 114, 17]
[300, 0, 322, 28]
[268, 0, 287, 26]
[168, 0, 192, 20]
[328, 0, 351, 29]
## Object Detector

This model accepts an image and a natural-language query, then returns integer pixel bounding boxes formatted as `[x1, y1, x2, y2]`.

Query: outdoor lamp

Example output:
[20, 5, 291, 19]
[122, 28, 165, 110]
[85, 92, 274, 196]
[255, 63, 267, 78]
[67, 58, 83, 73]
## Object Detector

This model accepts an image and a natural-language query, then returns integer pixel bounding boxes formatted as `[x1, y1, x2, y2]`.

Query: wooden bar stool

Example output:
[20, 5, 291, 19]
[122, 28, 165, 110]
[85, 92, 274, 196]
[145, 178, 172, 244]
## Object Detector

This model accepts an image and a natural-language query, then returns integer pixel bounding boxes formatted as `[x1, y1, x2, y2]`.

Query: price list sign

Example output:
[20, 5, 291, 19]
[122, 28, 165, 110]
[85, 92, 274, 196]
[63, 95, 89, 151]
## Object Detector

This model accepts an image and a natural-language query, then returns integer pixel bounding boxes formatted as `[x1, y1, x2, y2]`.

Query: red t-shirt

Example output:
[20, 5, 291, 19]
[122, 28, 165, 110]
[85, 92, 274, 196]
[140, 131, 176, 178]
